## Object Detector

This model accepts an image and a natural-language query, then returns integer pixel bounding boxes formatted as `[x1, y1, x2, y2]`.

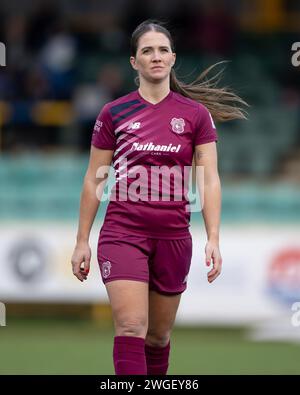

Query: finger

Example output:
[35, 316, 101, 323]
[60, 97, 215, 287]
[75, 269, 85, 281]
[80, 258, 90, 279]
[207, 258, 221, 274]
[207, 267, 221, 282]
[212, 254, 222, 267]
[80, 267, 89, 275]
[208, 261, 222, 275]
[208, 268, 218, 277]
[73, 270, 84, 282]
[72, 260, 86, 282]
[208, 272, 220, 283]
[208, 266, 221, 279]
[211, 254, 222, 270]
[83, 254, 91, 274]
[80, 267, 89, 280]
[205, 249, 212, 267]
[207, 270, 218, 282]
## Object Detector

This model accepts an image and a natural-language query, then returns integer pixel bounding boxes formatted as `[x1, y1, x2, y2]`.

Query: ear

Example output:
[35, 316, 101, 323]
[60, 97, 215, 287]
[130, 56, 138, 71]
[172, 53, 176, 67]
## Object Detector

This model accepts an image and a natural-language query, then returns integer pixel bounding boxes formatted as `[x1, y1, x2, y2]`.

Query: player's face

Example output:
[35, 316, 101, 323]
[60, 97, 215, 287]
[130, 31, 176, 83]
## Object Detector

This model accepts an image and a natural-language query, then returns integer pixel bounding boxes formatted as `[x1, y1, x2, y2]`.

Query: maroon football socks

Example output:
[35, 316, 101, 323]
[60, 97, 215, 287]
[145, 340, 170, 375]
[113, 336, 147, 375]
[113, 336, 170, 375]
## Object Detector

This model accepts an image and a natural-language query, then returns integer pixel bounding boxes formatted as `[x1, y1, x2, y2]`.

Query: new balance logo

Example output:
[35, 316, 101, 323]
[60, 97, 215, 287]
[131, 142, 181, 153]
[127, 122, 141, 130]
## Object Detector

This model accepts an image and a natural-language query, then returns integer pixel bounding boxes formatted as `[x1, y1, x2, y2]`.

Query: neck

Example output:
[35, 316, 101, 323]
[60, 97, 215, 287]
[138, 78, 170, 104]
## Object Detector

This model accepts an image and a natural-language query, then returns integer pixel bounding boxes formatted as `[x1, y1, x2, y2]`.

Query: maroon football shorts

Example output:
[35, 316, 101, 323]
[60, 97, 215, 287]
[97, 229, 193, 295]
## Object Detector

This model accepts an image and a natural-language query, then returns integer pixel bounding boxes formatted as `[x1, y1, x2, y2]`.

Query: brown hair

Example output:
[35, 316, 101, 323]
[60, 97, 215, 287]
[130, 19, 248, 122]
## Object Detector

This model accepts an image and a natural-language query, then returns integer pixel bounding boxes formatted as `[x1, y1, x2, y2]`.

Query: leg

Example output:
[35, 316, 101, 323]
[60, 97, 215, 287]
[145, 236, 192, 375]
[105, 279, 149, 375]
[97, 230, 152, 374]
[146, 290, 181, 347]
[145, 290, 182, 375]
[146, 236, 192, 346]
[106, 279, 149, 338]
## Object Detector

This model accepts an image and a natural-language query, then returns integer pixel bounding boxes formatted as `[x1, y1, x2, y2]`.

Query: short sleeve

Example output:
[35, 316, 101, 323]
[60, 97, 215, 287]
[194, 105, 218, 146]
[91, 104, 116, 150]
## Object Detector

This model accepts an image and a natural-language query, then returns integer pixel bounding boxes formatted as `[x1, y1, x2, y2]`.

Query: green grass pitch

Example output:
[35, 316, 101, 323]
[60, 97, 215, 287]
[0, 318, 299, 374]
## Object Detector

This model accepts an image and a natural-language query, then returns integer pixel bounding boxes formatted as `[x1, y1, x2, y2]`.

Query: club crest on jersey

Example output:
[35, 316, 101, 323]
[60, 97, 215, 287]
[102, 260, 111, 278]
[170, 118, 185, 134]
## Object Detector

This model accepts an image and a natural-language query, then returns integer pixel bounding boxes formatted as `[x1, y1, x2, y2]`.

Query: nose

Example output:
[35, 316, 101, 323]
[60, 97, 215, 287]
[152, 50, 162, 62]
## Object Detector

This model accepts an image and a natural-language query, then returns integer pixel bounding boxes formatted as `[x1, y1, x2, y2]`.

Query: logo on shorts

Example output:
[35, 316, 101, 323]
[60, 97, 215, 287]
[170, 118, 185, 134]
[102, 260, 111, 278]
[183, 274, 188, 284]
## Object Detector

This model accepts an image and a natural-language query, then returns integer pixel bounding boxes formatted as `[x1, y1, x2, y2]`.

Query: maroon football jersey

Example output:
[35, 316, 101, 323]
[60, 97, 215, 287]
[91, 89, 218, 239]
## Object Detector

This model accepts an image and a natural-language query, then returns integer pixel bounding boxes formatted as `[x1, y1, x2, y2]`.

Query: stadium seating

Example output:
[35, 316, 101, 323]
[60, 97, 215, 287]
[1, 155, 299, 222]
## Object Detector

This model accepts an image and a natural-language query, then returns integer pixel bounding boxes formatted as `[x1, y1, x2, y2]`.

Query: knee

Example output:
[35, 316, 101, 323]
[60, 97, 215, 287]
[145, 330, 171, 347]
[116, 316, 148, 338]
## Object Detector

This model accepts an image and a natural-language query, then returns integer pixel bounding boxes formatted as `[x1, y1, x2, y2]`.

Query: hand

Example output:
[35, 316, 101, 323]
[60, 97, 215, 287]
[205, 239, 222, 283]
[71, 241, 91, 282]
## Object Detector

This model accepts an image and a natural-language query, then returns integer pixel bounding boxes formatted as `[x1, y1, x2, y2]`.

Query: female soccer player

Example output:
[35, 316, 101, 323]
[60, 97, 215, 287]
[71, 19, 247, 375]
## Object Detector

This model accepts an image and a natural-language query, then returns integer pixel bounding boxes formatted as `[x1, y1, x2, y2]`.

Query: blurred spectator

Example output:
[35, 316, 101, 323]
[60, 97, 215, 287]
[73, 63, 124, 122]
[39, 24, 77, 99]
[73, 63, 125, 150]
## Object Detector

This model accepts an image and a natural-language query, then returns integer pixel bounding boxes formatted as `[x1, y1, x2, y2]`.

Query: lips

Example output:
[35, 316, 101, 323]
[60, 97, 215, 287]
[151, 67, 163, 70]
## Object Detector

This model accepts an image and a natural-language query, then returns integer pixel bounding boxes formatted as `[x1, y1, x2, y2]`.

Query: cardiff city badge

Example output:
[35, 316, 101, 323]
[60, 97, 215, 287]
[102, 260, 111, 278]
[170, 118, 185, 134]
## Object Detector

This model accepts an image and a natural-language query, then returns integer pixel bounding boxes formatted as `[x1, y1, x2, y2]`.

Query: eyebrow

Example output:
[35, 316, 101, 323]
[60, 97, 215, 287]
[140, 46, 170, 51]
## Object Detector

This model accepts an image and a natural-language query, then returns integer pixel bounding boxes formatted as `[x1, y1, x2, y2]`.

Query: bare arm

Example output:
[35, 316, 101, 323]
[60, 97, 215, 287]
[71, 146, 114, 282]
[76, 146, 113, 243]
[195, 142, 222, 283]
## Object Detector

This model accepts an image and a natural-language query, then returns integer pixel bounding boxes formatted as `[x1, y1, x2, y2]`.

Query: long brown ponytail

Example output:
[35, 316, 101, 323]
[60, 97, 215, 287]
[131, 19, 248, 122]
